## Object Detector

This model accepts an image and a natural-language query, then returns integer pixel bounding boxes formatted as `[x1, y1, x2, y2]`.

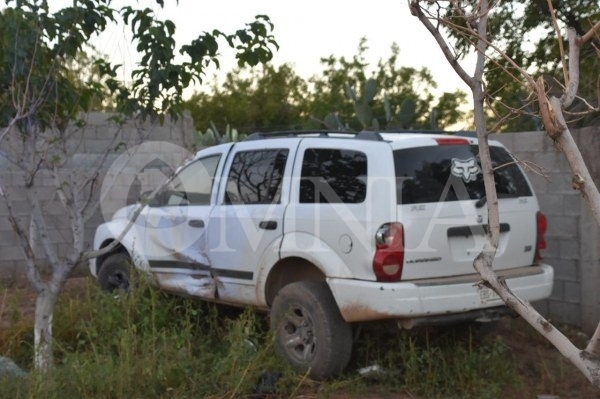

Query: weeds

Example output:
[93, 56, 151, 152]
[1, 278, 523, 398]
[347, 324, 519, 399]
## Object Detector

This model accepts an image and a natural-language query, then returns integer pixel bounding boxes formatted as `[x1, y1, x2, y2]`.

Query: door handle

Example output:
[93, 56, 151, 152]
[188, 219, 205, 228]
[259, 220, 277, 230]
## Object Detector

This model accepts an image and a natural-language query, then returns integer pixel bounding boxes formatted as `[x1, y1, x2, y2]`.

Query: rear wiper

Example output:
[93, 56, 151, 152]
[475, 193, 519, 208]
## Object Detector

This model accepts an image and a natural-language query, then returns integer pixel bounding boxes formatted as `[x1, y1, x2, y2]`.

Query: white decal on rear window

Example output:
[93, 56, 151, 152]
[450, 158, 481, 183]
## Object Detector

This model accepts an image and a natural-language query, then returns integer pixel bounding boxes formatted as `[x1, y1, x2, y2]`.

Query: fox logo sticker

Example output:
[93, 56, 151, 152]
[450, 158, 481, 183]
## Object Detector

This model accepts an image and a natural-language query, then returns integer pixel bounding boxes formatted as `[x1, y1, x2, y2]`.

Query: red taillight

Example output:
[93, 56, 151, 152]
[535, 211, 547, 263]
[434, 137, 469, 145]
[373, 223, 404, 282]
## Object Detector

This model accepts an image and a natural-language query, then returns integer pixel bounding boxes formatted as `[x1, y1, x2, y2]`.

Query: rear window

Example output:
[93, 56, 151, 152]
[394, 144, 532, 205]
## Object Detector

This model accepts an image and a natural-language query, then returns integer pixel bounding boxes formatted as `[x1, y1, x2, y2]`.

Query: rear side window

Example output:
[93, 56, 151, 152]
[394, 145, 532, 205]
[300, 148, 367, 204]
[225, 149, 289, 204]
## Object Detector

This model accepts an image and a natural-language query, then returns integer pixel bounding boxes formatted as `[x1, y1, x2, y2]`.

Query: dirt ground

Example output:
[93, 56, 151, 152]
[2, 277, 600, 398]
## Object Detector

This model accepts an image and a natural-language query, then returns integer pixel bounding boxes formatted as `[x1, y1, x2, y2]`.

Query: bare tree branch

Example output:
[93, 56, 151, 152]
[580, 21, 600, 45]
[537, 77, 565, 139]
[409, 1, 475, 88]
[0, 183, 43, 292]
[562, 29, 581, 108]
[546, 0, 569, 88]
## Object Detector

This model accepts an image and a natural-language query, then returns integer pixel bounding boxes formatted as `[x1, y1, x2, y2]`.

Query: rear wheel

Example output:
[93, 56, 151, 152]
[97, 253, 132, 292]
[270, 280, 352, 380]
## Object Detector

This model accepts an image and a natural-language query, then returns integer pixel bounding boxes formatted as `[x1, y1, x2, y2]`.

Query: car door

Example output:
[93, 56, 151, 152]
[141, 144, 232, 298]
[282, 139, 397, 280]
[206, 139, 298, 305]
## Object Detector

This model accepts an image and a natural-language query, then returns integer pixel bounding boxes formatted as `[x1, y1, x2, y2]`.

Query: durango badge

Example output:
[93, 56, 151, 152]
[450, 157, 481, 183]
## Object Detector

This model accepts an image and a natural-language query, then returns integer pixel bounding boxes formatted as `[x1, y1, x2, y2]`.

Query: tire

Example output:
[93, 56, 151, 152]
[97, 253, 132, 292]
[270, 280, 352, 380]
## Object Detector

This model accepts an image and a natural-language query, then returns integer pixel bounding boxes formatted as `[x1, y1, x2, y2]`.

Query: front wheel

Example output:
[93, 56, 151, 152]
[270, 280, 352, 380]
[97, 253, 132, 292]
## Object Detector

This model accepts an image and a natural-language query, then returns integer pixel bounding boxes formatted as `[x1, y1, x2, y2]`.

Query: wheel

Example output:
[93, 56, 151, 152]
[97, 253, 132, 292]
[270, 280, 352, 380]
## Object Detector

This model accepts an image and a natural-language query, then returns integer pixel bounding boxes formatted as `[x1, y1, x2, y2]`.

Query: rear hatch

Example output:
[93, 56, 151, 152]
[394, 138, 539, 280]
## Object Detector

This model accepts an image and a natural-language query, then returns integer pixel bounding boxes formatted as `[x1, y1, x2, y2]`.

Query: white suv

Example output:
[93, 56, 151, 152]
[90, 131, 554, 378]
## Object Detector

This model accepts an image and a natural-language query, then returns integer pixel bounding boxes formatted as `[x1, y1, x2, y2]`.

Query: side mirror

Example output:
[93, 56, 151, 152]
[143, 190, 166, 207]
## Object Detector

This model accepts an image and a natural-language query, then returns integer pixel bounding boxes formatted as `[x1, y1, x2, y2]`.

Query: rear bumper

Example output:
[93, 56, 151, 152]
[328, 264, 553, 323]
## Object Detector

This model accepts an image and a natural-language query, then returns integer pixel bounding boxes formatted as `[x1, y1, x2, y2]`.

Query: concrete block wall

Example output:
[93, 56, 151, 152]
[0, 112, 195, 283]
[492, 126, 600, 332]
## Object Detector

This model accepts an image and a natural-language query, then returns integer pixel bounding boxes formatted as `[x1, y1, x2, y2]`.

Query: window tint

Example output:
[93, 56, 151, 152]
[300, 149, 367, 204]
[169, 155, 221, 205]
[225, 149, 289, 204]
[394, 145, 532, 205]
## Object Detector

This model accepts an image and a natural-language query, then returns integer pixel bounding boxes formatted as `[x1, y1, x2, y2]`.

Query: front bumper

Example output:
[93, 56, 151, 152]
[328, 264, 553, 323]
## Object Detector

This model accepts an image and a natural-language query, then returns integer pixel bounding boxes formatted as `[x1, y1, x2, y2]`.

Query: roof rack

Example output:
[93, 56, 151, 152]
[242, 129, 477, 142]
[243, 130, 384, 142]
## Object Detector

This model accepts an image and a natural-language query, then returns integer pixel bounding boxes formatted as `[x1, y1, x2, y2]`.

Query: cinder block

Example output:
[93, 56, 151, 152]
[0, 245, 27, 261]
[531, 151, 566, 173]
[580, 208, 600, 261]
[107, 184, 130, 202]
[548, 300, 581, 326]
[564, 281, 581, 304]
[549, 280, 564, 301]
[546, 215, 578, 239]
[0, 230, 18, 242]
[8, 187, 29, 201]
[11, 201, 34, 216]
[84, 139, 114, 154]
[512, 131, 546, 151]
[582, 303, 600, 335]
[526, 173, 549, 194]
[532, 299, 549, 317]
[563, 193, 583, 216]
[537, 194, 564, 216]
[34, 186, 60, 201]
[559, 239, 580, 260]
[0, 201, 8, 217]
[544, 238, 561, 258]
[43, 213, 74, 230]
[45, 228, 73, 245]
[40, 201, 67, 216]
[550, 259, 579, 282]
[547, 172, 573, 194]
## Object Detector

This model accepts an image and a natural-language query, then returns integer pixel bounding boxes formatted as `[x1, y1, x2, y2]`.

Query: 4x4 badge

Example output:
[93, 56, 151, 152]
[450, 157, 481, 183]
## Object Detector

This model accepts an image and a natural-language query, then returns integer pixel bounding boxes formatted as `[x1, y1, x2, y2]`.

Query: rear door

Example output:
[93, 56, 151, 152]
[394, 139, 538, 280]
[284, 139, 396, 280]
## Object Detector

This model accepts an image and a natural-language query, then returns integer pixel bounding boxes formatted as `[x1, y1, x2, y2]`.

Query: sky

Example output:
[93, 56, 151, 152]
[52, 0, 477, 98]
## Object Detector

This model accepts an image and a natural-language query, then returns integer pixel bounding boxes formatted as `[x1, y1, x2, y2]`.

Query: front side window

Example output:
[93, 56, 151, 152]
[300, 148, 367, 204]
[167, 155, 221, 205]
[225, 149, 289, 204]
[394, 145, 532, 205]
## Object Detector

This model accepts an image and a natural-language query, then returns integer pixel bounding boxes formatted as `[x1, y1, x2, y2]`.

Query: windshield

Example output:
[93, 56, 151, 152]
[394, 144, 532, 205]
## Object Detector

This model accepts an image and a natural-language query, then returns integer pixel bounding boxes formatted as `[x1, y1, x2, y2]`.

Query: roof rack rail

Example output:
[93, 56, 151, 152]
[243, 130, 384, 141]
[374, 129, 476, 136]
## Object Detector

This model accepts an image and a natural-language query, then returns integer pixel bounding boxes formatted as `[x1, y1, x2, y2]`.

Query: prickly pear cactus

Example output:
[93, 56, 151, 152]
[346, 78, 378, 130]
[193, 123, 244, 148]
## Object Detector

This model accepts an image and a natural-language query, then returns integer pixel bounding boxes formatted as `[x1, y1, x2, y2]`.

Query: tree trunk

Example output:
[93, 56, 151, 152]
[34, 284, 60, 371]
